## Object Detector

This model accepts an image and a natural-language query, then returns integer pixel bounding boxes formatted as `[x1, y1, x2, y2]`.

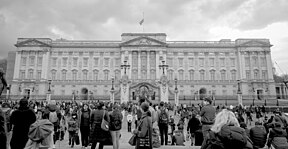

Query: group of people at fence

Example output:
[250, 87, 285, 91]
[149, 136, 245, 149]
[1, 96, 288, 149]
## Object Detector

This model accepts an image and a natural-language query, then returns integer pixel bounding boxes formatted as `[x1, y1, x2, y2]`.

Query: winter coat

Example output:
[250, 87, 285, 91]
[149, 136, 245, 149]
[10, 107, 36, 149]
[249, 125, 267, 149]
[89, 109, 110, 143]
[201, 124, 253, 149]
[67, 117, 79, 132]
[80, 110, 90, 128]
[109, 109, 123, 131]
[200, 104, 216, 125]
[0, 109, 7, 149]
[135, 112, 153, 149]
[267, 126, 288, 149]
[187, 116, 201, 134]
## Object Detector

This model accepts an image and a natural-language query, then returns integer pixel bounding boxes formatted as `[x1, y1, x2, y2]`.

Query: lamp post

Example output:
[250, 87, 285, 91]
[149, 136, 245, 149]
[110, 77, 115, 103]
[159, 60, 168, 75]
[47, 79, 52, 101]
[174, 78, 179, 106]
[252, 87, 255, 106]
[237, 80, 243, 106]
[121, 60, 130, 75]
[72, 91, 75, 102]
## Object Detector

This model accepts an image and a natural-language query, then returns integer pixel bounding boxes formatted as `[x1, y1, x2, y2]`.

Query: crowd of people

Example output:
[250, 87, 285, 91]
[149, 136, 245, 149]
[0, 96, 288, 149]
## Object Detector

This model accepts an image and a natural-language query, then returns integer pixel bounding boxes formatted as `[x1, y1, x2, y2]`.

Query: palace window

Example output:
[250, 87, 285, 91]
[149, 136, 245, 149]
[253, 57, 258, 67]
[104, 70, 109, 80]
[104, 58, 109, 67]
[28, 69, 34, 79]
[262, 70, 267, 79]
[254, 70, 259, 79]
[199, 58, 204, 67]
[245, 57, 250, 67]
[72, 70, 77, 80]
[62, 58, 68, 67]
[115, 70, 121, 80]
[168, 70, 173, 80]
[246, 70, 251, 80]
[94, 58, 99, 67]
[141, 70, 147, 79]
[210, 70, 215, 80]
[231, 70, 236, 80]
[20, 70, 25, 79]
[230, 58, 236, 67]
[179, 70, 184, 80]
[189, 70, 194, 80]
[93, 70, 99, 80]
[178, 58, 184, 67]
[220, 58, 225, 67]
[73, 58, 78, 67]
[115, 58, 120, 67]
[188, 58, 194, 67]
[132, 70, 138, 80]
[51, 70, 56, 80]
[37, 71, 41, 80]
[220, 70, 226, 80]
[21, 57, 27, 66]
[210, 58, 215, 67]
[62, 70, 67, 80]
[167, 58, 173, 67]
[83, 58, 88, 67]
[37, 57, 42, 66]
[261, 57, 266, 67]
[52, 58, 57, 67]
[29, 57, 35, 66]
[200, 70, 205, 80]
[83, 70, 88, 80]
[150, 70, 156, 80]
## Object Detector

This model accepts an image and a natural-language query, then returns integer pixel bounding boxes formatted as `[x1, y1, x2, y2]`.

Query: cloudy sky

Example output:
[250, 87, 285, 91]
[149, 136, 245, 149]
[0, 0, 288, 74]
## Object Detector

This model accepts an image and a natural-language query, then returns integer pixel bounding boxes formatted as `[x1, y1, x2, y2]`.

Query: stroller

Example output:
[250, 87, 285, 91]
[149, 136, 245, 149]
[24, 119, 54, 149]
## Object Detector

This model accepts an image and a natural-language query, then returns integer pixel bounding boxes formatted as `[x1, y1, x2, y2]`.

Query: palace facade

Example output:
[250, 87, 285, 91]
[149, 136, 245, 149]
[7, 33, 276, 103]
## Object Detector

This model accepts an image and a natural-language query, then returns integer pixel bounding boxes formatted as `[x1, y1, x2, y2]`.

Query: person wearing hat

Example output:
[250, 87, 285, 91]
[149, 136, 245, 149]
[10, 98, 36, 149]
[200, 97, 216, 140]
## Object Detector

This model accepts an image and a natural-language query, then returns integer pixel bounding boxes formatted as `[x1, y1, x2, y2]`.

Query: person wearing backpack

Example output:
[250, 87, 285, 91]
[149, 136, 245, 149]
[201, 109, 253, 149]
[109, 104, 123, 149]
[157, 101, 169, 146]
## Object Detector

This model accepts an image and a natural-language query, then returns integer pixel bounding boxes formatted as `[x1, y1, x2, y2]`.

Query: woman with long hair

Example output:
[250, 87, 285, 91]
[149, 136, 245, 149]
[109, 104, 123, 149]
[90, 101, 110, 149]
[80, 104, 91, 149]
[201, 109, 252, 149]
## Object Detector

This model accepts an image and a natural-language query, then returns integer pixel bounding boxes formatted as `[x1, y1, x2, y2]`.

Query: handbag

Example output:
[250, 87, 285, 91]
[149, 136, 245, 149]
[128, 134, 137, 146]
[101, 111, 109, 131]
[74, 133, 80, 145]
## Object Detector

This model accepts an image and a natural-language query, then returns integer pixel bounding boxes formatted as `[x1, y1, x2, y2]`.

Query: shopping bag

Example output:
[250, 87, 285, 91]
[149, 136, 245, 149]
[128, 134, 137, 146]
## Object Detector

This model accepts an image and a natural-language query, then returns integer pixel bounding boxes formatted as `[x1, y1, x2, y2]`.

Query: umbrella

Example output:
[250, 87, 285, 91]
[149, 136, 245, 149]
[28, 119, 54, 142]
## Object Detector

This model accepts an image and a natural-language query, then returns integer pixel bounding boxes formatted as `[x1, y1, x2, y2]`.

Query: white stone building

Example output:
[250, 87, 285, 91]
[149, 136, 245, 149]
[7, 33, 276, 103]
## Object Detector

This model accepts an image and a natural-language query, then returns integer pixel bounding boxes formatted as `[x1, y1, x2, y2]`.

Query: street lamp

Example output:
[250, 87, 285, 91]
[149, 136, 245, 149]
[121, 60, 130, 75]
[174, 78, 179, 106]
[110, 77, 115, 103]
[159, 60, 168, 75]
[111, 77, 115, 91]
[252, 87, 255, 106]
[48, 79, 52, 92]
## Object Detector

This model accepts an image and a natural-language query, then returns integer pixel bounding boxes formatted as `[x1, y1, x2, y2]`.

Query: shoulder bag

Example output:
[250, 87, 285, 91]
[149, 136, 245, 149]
[101, 110, 109, 131]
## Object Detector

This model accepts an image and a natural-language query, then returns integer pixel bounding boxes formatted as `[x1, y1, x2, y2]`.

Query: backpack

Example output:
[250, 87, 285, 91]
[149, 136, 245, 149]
[159, 109, 168, 124]
[205, 131, 225, 149]
[220, 125, 248, 149]
[5, 109, 12, 132]
[110, 111, 122, 130]
[49, 111, 58, 123]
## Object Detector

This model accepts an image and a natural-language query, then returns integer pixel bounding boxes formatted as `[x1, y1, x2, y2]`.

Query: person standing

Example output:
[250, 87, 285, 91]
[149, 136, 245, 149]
[127, 112, 133, 132]
[68, 112, 79, 148]
[80, 104, 91, 149]
[187, 112, 201, 146]
[0, 108, 7, 149]
[90, 101, 110, 149]
[1, 102, 13, 149]
[134, 102, 153, 149]
[157, 101, 169, 145]
[200, 97, 216, 140]
[10, 98, 36, 149]
[109, 104, 123, 149]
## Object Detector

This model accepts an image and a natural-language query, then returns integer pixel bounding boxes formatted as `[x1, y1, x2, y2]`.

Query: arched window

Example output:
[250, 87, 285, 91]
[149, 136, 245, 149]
[254, 69, 259, 79]
[220, 70, 226, 80]
[189, 70, 194, 80]
[51, 70, 56, 80]
[28, 69, 34, 79]
[104, 70, 109, 80]
[132, 69, 138, 80]
[210, 70, 215, 80]
[150, 69, 156, 80]
[62, 70, 67, 80]
[114, 70, 121, 80]
[179, 70, 184, 80]
[93, 70, 99, 80]
[168, 70, 173, 80]
[141, 70, 147, 79]
[200, 70, 205, 80]
[231, 70, 236, 80]
[72, 70, 77, 80]
[83, 70, 88, 80]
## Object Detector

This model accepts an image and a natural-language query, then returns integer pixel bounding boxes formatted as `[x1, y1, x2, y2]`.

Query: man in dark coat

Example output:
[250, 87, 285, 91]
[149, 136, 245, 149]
[0, 108, 7, 149]
[249, 121, 267, 149]
[10, 98, 36, 149]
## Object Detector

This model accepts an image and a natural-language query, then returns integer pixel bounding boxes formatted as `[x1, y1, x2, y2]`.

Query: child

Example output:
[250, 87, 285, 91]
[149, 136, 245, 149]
[68, 113, 79, 148]
[171, 129, 185, 146]
[127, 112, 133, 132]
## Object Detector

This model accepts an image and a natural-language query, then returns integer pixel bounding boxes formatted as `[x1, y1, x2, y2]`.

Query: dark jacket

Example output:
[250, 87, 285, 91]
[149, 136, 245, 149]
[249, 125, 267, 149]
[109, 109, 123, 131]
[201, 125, 253, 149]
[10, 107, 36, 149]
[135, 112, 153, 149]
[267, 126, 288, 149]
[89, 109, 110, 143]
[0, 109, 7, 149]
[43, 104, 61, 127]
[200, 104, 216, 125]
[187, 116, 201, 134]
[80, 109, 90, 127]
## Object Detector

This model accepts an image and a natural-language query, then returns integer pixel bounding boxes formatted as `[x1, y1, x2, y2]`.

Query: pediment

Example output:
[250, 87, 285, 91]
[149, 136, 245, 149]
[238, 40, 272, 47]
[120, 36, 167, 47]
[15, 39, 51, 47]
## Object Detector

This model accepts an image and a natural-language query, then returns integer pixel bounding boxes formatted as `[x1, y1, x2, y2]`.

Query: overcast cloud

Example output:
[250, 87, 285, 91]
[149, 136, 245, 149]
[0, 0, 288, 74]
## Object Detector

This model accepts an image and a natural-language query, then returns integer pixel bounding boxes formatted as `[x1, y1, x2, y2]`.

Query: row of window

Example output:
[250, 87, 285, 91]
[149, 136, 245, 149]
[166, 57, 236, 68]
[19, 70, 41, 80]
[246, 70, 268, 80]
[245, 57, 267, 67]
[51, 57, 121, 68]
[167, 70, 237, 81]
[21, 57, 43, 66]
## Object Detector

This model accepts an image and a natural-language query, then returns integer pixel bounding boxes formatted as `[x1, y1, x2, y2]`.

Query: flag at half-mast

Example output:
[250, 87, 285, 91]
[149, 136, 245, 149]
[139, 18, 144, 25]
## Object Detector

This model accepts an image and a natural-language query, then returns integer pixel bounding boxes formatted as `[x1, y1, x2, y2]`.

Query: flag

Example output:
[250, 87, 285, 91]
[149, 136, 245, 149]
[139, 19, 144, 25]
